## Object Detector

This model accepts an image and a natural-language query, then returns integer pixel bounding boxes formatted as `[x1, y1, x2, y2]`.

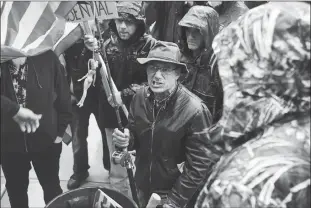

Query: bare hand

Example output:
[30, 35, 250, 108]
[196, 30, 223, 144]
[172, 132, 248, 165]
[12, 107, 42, 133]
[108, 91, 123, 107]
[84, 35, 99, 51]
[112, 128, 130, 148]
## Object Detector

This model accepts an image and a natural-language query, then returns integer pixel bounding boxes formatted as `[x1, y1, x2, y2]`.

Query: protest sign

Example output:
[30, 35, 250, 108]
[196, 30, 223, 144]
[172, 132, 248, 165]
[67, 1, 118, 22]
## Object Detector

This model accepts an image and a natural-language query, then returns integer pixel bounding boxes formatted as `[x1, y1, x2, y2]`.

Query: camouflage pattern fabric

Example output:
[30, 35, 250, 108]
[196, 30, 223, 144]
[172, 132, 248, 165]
[209, 1, 310, 152]
[195, 2, 310, 208]
[117, 1, 144, 21]
[195, 137, 310, 208]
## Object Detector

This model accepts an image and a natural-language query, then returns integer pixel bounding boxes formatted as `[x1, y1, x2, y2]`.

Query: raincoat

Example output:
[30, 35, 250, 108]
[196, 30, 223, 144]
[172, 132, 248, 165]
[179, 6, 223, 124]
[195, 2, 310, 208]
[99, 2, 156, 128]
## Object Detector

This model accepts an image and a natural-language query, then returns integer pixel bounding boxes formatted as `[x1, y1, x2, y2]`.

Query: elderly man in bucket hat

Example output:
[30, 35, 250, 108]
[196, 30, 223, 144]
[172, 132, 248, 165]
[112, 41, 221, 208]
[83, 1, 156, 196]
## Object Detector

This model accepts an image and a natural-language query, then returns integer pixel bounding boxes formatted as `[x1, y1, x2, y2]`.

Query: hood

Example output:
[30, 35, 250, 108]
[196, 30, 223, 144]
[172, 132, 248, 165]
[209, 2, 310, 151]
[179, 6, 219, 53]
[109, 1, 146, 45]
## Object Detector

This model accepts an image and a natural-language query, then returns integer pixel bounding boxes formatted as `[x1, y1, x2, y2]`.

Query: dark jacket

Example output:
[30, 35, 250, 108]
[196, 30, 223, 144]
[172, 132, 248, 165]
[181, 50, 223, 124]
[179, 6, 224, 124]
[1, 50, 72, 153]
[64, 40, 102, 105]
[98, 19, 156, 128]
[128, 85, 221, 207]
[1, 95, 20, 118]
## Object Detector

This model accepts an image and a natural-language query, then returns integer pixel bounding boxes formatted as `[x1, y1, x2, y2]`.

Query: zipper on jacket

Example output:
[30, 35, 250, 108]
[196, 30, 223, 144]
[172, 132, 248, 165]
[9, 67, 29, 153]
[24, 88, 29, 153]
[149, 100, 164, 187]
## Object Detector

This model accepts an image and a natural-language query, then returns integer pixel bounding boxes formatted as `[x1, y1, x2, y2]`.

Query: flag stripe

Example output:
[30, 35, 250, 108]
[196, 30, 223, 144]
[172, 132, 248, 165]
[1, 1, 13, 45]
[23, 18, 65, 54]
[11, 2, 49, 49]
[55, 1, 77, 17]
[1, 1, 6, 16]
[53, 23, 83, 56]
[1, 1, 79, 64]
[48, 1, 61, 13]
[22, 3, 57, 49]
[31, 18, 66, 53]
[5, 1, 30, 46]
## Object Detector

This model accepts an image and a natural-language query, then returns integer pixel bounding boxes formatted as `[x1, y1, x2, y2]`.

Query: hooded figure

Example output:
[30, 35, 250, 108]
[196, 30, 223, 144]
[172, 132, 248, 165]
[195, 2, 310, 208]
[86, 1, 157, 197]
[179, 6, 224, 124]
[100, 1, 156, 128]
[81, 1, 156, 197]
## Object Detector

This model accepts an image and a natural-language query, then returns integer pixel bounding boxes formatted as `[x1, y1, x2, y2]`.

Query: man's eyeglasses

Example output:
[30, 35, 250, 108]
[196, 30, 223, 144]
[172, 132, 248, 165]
[146, 65, 178, 73]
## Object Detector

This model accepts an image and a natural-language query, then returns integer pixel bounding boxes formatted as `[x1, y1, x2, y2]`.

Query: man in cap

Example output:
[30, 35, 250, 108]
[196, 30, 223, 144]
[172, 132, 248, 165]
[84, 1, 156, 196]
[112, 41, 221, 207]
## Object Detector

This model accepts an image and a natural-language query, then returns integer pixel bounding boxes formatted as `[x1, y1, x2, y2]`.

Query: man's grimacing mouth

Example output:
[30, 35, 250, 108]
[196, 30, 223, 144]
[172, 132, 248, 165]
[152, 80, 164, 85]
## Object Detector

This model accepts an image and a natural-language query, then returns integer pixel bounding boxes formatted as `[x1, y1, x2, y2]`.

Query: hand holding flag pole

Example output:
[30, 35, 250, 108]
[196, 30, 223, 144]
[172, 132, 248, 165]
[81, 22, 129, 118]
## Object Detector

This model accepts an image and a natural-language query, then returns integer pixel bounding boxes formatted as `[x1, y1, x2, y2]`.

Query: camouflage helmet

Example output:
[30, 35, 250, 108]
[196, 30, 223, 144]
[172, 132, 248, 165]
[116, 1, 144, 21]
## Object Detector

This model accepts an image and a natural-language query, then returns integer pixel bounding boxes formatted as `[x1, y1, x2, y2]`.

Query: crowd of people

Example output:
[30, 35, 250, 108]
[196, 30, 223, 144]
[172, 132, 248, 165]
[1, 1, 310, 208]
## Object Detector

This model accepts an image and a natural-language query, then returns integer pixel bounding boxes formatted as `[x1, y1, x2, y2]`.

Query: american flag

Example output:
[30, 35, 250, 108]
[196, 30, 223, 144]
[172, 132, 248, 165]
[1, 1, 83, 63]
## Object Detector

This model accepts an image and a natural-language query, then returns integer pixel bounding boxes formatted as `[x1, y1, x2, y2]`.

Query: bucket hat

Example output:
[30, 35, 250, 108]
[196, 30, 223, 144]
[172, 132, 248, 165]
[137, 41, 188, 74]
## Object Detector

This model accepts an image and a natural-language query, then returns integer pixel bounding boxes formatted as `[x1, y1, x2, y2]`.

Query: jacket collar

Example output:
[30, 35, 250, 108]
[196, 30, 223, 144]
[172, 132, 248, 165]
[145, 84, 181, 109]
